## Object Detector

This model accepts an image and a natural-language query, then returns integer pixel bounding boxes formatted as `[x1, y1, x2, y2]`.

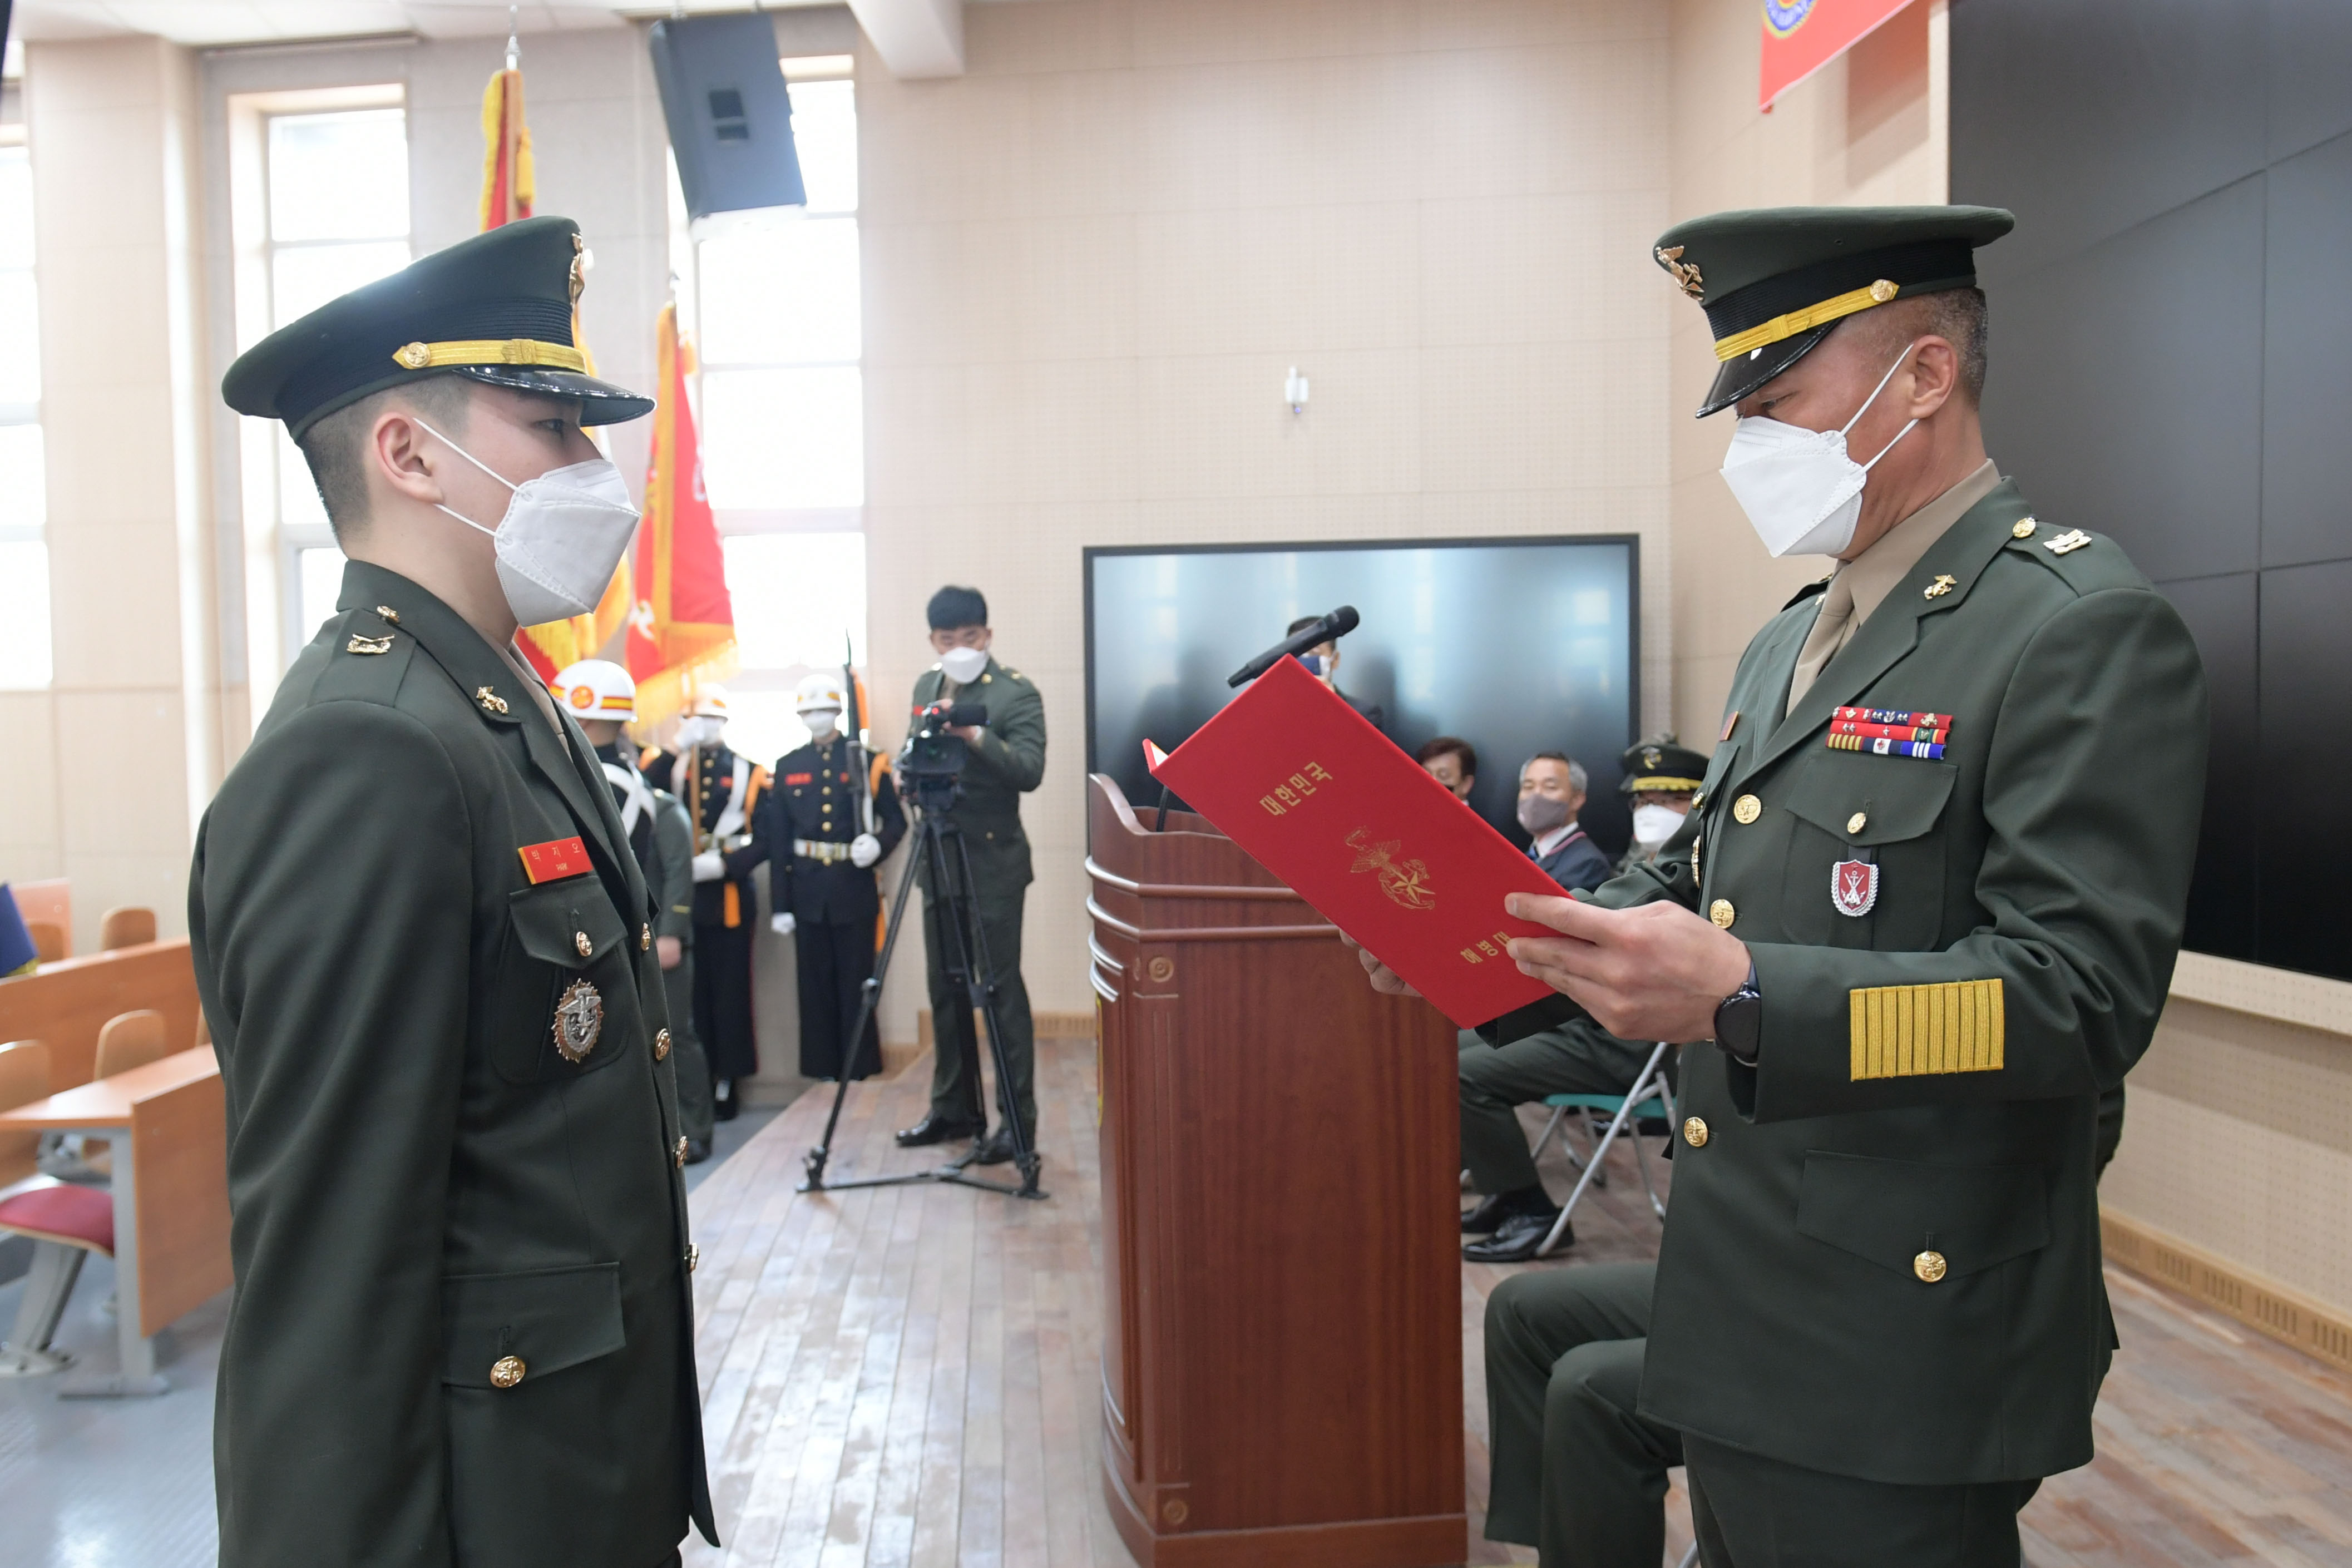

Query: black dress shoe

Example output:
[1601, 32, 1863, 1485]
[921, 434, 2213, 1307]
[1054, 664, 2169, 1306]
[1462, 1211, 1570, 1263]
[1460, 1191, 1519, 1234]
[971, 1126, 1016, 1165]
[896, 1113, 981, 1148]
[683, 1138, 713, 1166]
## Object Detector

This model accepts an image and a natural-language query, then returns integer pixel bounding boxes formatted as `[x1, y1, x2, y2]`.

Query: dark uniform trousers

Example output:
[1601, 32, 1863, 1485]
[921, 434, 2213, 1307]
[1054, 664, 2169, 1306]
[923, 887, 1036, 1135]
[1486, 1264, 2035, 1568]
[1459, 1023, 1670, 1197]
[764, 737, 906, 1081]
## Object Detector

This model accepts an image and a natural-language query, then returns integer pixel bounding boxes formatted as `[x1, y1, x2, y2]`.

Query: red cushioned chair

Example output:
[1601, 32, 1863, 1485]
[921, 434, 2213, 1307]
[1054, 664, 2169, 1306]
[0, 1040, 115, 1377]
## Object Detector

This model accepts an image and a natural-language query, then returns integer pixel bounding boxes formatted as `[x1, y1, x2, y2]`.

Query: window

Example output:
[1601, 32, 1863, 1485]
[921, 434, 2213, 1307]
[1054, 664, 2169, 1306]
[229, 87, 410, 686]
[675, 57, 867, 767]
[0, 135, 52, 689]
[265, 106, 412, 648]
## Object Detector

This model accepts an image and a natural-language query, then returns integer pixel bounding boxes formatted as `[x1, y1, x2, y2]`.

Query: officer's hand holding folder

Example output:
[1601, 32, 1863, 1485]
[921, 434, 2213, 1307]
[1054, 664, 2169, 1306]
[1144, 655, 1568, 1032]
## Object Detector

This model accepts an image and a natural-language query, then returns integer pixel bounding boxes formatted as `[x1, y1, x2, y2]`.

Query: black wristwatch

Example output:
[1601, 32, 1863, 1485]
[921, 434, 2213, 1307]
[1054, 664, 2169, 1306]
[1714, 960, 1762, 1065]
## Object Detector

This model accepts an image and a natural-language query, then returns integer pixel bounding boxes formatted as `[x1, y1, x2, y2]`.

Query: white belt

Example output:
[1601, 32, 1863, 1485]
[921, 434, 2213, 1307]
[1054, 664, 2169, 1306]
[794, 839, 854, 864]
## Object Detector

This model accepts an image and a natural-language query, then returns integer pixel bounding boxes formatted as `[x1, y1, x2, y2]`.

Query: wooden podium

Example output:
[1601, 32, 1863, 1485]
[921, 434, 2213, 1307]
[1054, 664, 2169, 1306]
[1087, 775, 1465, 1567]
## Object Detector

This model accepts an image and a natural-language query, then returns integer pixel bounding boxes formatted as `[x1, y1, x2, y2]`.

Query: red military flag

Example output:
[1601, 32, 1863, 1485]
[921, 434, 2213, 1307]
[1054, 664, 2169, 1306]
[626, 303, 738, 726]
[1760, 0, 1916, 109]
[476, 60, 635, 679]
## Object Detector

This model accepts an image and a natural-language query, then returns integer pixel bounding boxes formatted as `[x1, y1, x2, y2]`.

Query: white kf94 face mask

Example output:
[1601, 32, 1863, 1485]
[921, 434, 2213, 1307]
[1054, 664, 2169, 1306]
[938, 645, 989, 685]
[1717, 343, 1921, 558]
[415, 417, 641, 626]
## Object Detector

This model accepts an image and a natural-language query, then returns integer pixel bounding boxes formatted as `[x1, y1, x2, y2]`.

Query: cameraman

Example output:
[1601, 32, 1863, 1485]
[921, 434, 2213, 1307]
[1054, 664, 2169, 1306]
[895, 586, 1049, 1164]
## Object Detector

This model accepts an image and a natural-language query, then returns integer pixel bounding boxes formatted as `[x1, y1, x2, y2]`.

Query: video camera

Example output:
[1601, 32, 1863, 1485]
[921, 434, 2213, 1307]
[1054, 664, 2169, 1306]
[900, 699, 988, 806]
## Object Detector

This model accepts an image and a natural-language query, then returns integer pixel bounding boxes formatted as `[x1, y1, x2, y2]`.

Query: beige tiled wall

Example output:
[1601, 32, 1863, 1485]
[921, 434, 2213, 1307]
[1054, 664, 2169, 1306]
[856, 0, 1676, 1030]
[16, 36, 221, 952]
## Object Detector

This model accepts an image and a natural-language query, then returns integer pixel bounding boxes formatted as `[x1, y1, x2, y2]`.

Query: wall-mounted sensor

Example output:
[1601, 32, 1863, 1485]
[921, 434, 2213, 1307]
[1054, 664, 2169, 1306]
[1284, 367, 1310, 415]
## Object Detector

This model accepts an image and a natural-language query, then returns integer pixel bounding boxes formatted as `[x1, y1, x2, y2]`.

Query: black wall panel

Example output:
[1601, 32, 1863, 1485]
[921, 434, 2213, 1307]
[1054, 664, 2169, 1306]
[1980, 178, 2264, 584]
[2262, 131, 2352, 569]
[1955, 1, 2352, 981]
[2266, 0, 2352, 162]
[2257, 561, 2352, 977]
[1951, 0, 2266, 285]
[2158, 571, 2257, 962]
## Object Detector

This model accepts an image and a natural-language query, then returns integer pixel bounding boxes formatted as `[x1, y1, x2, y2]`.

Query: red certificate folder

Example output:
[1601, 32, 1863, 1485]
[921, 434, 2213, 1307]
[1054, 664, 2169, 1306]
[1145, 655, 1568, 1028]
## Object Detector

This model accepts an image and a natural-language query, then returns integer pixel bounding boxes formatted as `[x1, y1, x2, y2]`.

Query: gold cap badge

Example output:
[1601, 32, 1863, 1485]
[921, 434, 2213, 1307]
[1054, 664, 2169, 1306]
[1655, 244, 1704, 299]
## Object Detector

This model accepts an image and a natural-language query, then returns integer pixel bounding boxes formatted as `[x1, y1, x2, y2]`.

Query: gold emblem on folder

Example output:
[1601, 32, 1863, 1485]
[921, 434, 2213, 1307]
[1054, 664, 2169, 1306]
[1345, 828, 1436, 912]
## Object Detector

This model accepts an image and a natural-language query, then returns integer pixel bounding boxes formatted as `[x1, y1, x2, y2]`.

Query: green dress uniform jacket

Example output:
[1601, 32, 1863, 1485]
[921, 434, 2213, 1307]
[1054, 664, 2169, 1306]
[189, 562, 715, 1568]
[908, 658, 1046, 891]
[1587, 483, 2206, 1486]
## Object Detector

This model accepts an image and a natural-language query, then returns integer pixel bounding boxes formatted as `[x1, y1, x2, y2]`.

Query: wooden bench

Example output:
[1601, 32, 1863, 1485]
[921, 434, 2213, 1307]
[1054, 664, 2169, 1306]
[0, 1047, 230, 1396]
[0, 940, 201, 1091]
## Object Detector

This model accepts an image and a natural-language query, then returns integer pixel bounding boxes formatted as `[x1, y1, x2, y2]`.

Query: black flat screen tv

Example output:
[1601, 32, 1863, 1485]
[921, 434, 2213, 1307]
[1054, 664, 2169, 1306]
[1084, 536, 1642, 858]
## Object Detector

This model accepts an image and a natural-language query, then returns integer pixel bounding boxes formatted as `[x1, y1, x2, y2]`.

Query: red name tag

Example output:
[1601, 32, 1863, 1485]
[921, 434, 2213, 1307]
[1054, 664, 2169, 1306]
[518, 837, 592, 884]
[785, 773, 814, 785]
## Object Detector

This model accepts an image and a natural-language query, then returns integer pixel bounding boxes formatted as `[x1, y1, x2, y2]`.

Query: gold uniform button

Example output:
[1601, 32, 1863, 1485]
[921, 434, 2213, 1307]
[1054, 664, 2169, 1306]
[685, 1243, 700, 1274]
[490, 1355, 526, 1388]
[1732, 794, 1762, 825]
[1682, 1116, 1709, 1148]
[1846, 811, 1867, 835]
[1914, 1250, 1949, 1284]
[640, 922, 652, 951]
[2012, 517, 2037, 540]
[1708, 899, 1735, 929]
[575, 931, 593, 958]
[654, 1027, 672, 1061]
[674, 1136, 689, 1167]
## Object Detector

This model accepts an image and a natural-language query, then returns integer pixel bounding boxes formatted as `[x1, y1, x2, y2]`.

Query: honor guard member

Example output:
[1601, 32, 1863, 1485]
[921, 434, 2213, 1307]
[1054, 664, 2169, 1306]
[195, 216, 715, 1567]
[645, 687, 768, 1120]
[764, 672, 907, 1081]
[1612, 734, 1707, 877]
[1358, 207, 2208, 1566]
[895, 586, 1048, 1165]
[556, 659, 716, 1161]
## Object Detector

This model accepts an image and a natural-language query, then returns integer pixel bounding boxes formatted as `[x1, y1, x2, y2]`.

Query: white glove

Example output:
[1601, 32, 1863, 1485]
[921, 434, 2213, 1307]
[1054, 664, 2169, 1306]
[770, 912, 797, 935]
[850, 833, 882, 869]
[691, 851, 724, 882]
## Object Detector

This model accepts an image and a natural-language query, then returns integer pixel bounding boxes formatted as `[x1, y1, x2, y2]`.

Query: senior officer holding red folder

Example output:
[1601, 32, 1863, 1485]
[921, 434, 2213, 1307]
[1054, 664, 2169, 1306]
[1340, 207, 2207, 1566]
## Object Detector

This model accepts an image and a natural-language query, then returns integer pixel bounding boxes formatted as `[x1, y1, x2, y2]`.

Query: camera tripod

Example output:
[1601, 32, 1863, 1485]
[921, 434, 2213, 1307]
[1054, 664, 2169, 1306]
[799, 788, 1046, 1202]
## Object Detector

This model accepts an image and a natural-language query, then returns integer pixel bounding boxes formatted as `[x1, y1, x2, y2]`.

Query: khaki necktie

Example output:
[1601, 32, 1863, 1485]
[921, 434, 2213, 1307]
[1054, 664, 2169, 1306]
[1785, 571, 1857, 718]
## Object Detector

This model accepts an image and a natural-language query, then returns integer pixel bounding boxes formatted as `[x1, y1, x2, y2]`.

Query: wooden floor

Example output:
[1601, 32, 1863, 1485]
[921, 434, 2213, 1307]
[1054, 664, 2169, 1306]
[685, 1037, 2352, 1567]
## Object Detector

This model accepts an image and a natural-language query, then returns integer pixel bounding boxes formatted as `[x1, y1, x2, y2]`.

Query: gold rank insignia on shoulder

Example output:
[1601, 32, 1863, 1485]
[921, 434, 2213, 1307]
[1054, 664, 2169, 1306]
[552, 977, 604, 1064]
[2044, 528, 2092, 556]
[475, 686, 511, 715]
[1923, 574, 1957, 600]
[375, 605, 401, 624]
[347, 634, 394, 655]
[2011, 517, 2037, 540]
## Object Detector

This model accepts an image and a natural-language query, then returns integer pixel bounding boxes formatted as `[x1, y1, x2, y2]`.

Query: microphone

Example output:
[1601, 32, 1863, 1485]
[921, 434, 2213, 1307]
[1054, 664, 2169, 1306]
[1226, 605, 1360, 688]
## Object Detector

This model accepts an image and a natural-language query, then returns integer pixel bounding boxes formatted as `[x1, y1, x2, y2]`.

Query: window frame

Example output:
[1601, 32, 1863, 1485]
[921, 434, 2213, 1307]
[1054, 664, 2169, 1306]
[0, 123, 53, 691]
[225, 83, 408, 689]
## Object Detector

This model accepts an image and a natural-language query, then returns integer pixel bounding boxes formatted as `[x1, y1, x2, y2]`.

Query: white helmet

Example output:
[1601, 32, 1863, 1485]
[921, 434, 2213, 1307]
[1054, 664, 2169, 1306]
[685, 685, 730, 720]
[794, 671, 847, 716]
[552, 659, 636, 723]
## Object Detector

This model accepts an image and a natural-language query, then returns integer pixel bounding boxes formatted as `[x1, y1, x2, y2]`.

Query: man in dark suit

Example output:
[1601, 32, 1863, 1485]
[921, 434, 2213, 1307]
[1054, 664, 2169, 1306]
[1516, 752, 1612, 893]
[199, 217, 713, 1567]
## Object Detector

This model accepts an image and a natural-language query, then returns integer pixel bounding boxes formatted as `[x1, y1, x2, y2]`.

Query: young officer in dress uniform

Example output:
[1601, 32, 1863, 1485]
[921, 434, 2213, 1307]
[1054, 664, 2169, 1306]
[763, 671, 907, 1081]
[893, 586, 1048, 1165]
[645, 687, 768, 1120]
[195, 216, 715, 1567]
[1611, 734, 1708, 877]
[555, 659, 716, 1162]
[1358, 206, 2208, 1566]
